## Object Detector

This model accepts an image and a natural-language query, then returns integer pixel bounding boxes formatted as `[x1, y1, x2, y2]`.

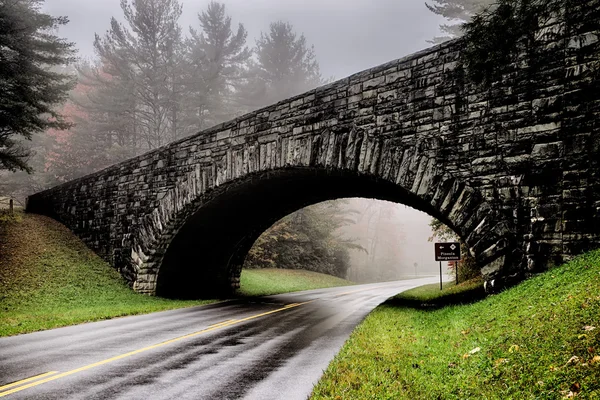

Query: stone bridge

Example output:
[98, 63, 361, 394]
[27, 2, 600, 298]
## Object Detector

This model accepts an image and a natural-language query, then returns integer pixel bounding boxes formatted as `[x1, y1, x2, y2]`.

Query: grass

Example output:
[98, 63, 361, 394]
[311, 251, 600, 399]
[0, 212, 355, 337]
[390, 277, 486, 309]
[238, 268, 354, 297]
[0, 212, 218, 337]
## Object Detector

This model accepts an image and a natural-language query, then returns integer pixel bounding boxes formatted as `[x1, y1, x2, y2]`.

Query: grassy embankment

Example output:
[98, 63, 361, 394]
[312, 252, 600, 399]
[238, 268, 354, 297]
[0, 212, 353, 337]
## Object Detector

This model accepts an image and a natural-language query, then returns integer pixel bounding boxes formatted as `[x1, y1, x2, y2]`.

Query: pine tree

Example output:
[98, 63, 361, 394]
[0, 0, 76, 172]
[183, 1, 251, 133]
[426, 0, 495, 42]
[74, 60, 140, 162]
[247, 21, 324, 108]
[93, 0, 184, 150]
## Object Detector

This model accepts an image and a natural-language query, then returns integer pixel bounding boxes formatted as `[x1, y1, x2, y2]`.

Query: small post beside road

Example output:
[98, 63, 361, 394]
[9, 199, 13, 215]
[456, 260, 459, 285]
[434, 242, 462, 291]
[439, 261, 442, 290]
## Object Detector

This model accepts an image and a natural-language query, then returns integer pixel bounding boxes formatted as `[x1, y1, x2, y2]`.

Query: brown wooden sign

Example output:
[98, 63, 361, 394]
[434, 242, 461, 261]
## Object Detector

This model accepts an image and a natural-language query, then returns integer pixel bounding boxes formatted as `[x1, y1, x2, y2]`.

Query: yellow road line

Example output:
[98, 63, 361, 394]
[0, 301, 309, 398]
[207, 319, 235, 328]
[0, 371, 59, 392]
[335, 285, 387, 296]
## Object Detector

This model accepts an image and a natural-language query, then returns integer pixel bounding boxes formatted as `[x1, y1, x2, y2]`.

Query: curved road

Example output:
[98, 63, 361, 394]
[0, 277, 438, 399]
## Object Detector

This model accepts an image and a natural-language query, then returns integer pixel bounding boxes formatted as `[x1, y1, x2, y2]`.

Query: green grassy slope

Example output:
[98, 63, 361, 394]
[312, 251, 600, 399]
[238, 268, 354, 297]
[0, 212, 217, 337]
[0, 212, 355, 337]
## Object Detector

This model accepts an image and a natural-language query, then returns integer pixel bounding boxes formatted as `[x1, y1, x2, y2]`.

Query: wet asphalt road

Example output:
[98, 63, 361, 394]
[0, 277, 439, 400]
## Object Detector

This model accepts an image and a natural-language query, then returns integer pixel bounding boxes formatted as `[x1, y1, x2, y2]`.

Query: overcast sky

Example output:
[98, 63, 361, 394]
[42, 0, 445, 80]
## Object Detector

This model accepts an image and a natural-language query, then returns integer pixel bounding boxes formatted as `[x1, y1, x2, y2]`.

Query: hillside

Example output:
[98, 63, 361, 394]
[0, 212, 216, 336]
[311, 251, 600, 399]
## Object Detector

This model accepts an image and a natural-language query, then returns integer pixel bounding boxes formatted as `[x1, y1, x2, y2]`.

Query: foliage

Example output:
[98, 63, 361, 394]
[0, 0, 77, 173]
[425, 0, 494, 42]
[183, 1, 251, 131]
[238, 269, 354, 297]
[242, 20, 325, 108]
[244, 201, 365, 279]
[311, 250, 600, 399]
[429, 218, 480, 281]
[462, 0, 565, 86]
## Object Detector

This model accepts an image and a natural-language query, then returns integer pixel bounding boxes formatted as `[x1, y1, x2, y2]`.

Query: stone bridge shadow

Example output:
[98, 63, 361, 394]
[138, 166, 520, 299]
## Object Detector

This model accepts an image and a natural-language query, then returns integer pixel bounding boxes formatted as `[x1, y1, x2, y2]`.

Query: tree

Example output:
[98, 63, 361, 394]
[341, 199, 407, 283]
[0, 0, 76, 173]
[182, 1, 251, 133]
[425, 0, 494, 42]
[243, 21, 324, 109]
[244, 200, 364, 279]
[93, 0, 184, 150]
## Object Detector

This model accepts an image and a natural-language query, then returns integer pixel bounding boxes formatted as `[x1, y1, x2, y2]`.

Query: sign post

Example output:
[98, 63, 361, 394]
[434, 242, 461, 291]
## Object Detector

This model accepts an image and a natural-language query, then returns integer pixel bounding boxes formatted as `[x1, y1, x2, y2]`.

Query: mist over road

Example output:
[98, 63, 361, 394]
[0, 277, 438, 399]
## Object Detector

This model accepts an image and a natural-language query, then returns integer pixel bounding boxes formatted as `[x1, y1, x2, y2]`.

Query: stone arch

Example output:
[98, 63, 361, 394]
[128, 135, 521, 298]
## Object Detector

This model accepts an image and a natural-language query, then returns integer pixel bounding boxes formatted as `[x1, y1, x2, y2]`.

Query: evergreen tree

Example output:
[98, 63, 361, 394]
[425, 0, 494, 42]
[246, 21, 324, 108]
[183, 1, 251, 133]
[74, 61, 140, 165]
[93, 0, 184, 150]
[0, 0, 76, 172]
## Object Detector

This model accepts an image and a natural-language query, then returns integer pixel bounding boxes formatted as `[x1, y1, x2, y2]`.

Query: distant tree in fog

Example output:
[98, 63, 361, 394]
[93, 0, 184, 150]
[342, 199, 406, 283]
[0, 0, 76, 173]
[182, 1, 251, 132]
[4, 1, 332, 198]
[244, 201, 364, 278]
[239, 21, 325, 109]
[425, 0, 494, 42]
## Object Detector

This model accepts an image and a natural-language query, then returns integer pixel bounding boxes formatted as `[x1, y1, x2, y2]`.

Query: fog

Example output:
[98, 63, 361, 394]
[339, 199, 442, 282]
[42, 0, 444, 80]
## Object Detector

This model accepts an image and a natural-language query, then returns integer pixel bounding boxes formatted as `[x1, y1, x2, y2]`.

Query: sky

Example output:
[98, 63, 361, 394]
[42, 0, 445, 80]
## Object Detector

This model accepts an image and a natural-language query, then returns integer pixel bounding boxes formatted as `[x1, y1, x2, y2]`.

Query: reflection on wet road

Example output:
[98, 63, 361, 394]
[0, 277, 438, 399]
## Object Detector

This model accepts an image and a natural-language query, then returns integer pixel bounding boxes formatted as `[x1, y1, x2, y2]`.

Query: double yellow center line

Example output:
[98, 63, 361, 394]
[0, 301, 310, 398]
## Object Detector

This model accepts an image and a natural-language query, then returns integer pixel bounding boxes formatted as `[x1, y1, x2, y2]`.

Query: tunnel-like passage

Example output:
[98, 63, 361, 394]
[153, 167, 518, 299]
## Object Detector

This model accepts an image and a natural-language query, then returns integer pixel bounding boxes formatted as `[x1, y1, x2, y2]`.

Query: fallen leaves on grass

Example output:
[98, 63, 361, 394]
[494, 358, 509, 367]
[583, 325, 596, 331]
[566, 356, 580, 366]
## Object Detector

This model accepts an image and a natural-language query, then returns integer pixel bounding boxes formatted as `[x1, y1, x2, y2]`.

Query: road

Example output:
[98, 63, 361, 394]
[0, 277, 439, 400]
